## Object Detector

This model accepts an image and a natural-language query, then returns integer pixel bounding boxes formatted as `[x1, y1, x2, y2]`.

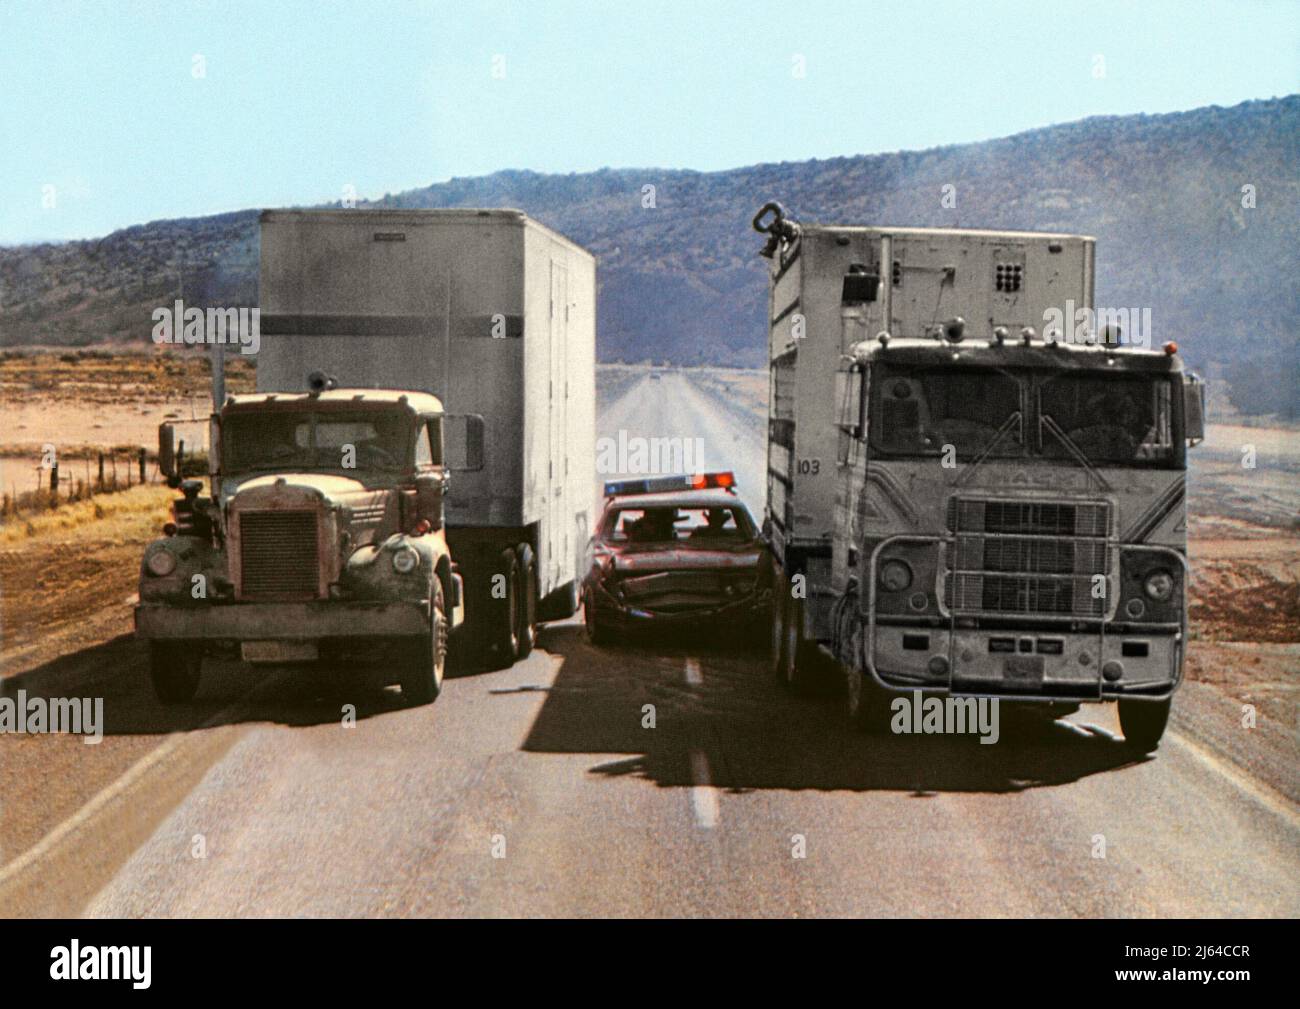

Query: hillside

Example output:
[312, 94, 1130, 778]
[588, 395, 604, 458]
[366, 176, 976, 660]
[1, 97, 1296, 391]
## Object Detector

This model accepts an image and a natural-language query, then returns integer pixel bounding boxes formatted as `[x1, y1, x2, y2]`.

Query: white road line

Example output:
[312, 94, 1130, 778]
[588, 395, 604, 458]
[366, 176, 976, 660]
[684, 657, 702, 686]
[0, 731, 189, 887]
[1166, 728, 1300, 828]
[0, 679, 277, 887]
[689, 750, 719, 829]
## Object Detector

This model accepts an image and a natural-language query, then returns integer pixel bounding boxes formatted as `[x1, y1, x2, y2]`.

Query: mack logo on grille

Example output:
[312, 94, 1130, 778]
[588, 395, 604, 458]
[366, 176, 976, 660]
[239, 511, 320, 599]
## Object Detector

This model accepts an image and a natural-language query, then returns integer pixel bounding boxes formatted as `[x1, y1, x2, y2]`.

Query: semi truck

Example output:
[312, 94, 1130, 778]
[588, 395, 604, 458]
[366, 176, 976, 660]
[137, 387, 469, 704]
[134, 208, 595, 701]
[753, 202, 1204, 751]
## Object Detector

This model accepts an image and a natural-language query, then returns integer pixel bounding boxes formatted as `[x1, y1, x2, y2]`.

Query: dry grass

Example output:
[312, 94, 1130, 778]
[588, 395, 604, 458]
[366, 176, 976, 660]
[0, 346, 255, 402]
[0, 484, 172, 547]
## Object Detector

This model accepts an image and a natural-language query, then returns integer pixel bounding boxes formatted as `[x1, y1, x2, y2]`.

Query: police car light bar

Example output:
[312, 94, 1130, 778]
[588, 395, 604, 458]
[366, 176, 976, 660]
[603, 472, 736, 497]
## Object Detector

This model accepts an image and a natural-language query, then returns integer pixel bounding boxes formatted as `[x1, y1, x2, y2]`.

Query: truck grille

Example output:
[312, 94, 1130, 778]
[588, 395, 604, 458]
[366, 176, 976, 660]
[238, 510, 320, 599]
[944, 498, 1110, 618]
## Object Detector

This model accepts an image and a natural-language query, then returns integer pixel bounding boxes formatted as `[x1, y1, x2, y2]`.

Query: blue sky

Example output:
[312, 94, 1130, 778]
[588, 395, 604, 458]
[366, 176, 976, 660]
[1, 0, 1296, 244]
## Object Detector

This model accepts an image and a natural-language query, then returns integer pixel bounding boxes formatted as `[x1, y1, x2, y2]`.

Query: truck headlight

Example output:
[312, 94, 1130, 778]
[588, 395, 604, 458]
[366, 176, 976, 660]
[1143, 569, 1174, 602]
[879, 559, 913, 593]
[391, 546, 419, 574]
[146, 549, 177, 577]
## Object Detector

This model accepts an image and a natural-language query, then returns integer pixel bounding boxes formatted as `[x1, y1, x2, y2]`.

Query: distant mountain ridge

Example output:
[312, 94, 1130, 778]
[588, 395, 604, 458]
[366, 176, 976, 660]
[1, 96, 1296, 380]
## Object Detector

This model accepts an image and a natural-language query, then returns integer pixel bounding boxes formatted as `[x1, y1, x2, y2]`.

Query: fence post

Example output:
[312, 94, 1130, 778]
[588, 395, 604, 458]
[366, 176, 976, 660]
[139, 448, 147, 484]
[98, 453, 105, 490]
[50, 462, 59, 508]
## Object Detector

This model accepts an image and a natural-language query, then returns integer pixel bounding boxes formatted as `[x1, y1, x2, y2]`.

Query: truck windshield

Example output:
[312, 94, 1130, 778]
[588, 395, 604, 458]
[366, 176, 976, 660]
[871, 366, 1024, 458]
[603, 505, 756, 546]
[1038, 372, 1175, 464]
[870, 365, 1177, 466]
[223, 410, 410, 472]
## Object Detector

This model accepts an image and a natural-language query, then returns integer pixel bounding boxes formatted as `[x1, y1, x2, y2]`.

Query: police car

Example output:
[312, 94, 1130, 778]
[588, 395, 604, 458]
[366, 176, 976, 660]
[581, 472, 771, 643]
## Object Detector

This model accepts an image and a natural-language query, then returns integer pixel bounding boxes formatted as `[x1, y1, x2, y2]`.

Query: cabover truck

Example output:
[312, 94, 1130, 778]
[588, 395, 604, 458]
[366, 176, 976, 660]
[753, 203, 1204, 751]
[136, 387, 472, 704]
[257, 209, 596, 668]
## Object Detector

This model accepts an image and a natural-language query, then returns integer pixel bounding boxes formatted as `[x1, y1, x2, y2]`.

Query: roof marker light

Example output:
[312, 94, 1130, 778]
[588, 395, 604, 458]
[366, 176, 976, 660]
[1020, 326, 1036, 346]
[1163, 341, 1178, 355]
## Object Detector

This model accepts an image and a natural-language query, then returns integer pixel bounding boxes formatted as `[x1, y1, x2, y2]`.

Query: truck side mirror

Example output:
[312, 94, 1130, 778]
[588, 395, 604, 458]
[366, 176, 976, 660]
[158, 422, 178, 484]
[444, 413, 485, 472]
[1184, 374, 1205, 445]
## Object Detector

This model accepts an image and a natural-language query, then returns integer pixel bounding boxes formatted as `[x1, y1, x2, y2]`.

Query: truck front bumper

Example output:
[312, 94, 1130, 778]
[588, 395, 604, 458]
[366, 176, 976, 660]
[869, 623, 1183, 702]
[135, 600, 431, 641]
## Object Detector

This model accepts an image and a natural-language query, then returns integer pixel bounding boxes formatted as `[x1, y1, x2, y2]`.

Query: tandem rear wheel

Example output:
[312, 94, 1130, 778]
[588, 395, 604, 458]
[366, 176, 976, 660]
[485, 544, 537, 669]
[491, 548, 521, 666]
[773, 574, 818, 694]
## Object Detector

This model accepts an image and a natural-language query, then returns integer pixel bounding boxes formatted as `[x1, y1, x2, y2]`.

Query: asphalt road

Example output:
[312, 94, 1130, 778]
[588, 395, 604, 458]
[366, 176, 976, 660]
[1, 371, 1296, 917]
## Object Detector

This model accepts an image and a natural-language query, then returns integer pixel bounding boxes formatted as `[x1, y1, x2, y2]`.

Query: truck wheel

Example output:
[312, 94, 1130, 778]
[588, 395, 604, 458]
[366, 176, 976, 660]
[777, 591, 817, 694]
[515, 545, 537, 659]
[1118, 697, 1171, 752]
[583, 587, 611, 645]
[487, 549, 522, 669]
[149, 642, 202, 704]
[769, 582, 787, 679]
[845, 671, 895, 734]
[402, 581, 447, 705]
[837, 597, 882, 732]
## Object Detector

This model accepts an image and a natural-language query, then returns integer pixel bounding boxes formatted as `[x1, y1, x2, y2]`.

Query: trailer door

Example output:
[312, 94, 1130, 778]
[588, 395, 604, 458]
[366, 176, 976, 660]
[548, 261, 569, 589]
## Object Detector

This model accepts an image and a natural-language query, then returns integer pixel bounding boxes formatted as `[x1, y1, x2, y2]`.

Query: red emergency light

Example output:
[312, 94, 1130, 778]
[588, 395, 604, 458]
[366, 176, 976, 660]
[604, 471, 737, 497]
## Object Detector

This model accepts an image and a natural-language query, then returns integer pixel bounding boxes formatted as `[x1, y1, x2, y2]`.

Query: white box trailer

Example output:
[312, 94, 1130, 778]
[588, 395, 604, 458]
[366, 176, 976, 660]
[257, 208, 596, 665]
[763, 213, 1094, 589]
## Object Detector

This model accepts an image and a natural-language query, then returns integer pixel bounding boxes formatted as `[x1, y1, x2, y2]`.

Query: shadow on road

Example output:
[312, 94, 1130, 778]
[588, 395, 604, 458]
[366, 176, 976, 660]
[7, 621, 1146, 793]
[1, 634, 412, 734]
[522, 625, 1145, 795]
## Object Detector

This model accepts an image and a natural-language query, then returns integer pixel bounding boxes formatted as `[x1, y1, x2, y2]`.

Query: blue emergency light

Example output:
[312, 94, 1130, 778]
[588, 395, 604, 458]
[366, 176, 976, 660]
[603, 471, 736, 497]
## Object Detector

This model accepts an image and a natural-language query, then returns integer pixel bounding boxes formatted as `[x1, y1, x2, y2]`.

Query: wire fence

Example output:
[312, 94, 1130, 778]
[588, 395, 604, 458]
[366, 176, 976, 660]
[0, 448, 160, 520]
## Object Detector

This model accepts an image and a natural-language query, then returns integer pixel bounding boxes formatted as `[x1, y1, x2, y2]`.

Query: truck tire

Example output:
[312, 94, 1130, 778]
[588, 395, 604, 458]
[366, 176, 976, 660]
[769, 581, 787, 680]
[1118, 697, 1171, 752]
[583, 587, 612, 645]
[515, 545, 537, 659]
[836, 595, 883, 732]
[402, 581, 447, 705]
[487, 549, 522, 669]
[776, 591, 817, 695]
[149, 642, 202, 704]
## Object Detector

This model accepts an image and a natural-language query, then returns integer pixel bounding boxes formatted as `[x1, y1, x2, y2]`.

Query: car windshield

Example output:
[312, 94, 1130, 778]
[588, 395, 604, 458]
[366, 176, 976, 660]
[1039, 373, 1174, 464]
[871, 365, 1024, 458]
[223, 410, 410, 472]
[603, 505, 755, 546]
